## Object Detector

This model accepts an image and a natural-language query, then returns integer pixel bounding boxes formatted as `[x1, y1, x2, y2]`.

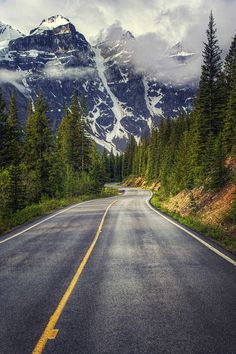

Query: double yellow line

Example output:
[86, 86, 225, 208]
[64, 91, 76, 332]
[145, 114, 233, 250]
[33, 200, 117, 354]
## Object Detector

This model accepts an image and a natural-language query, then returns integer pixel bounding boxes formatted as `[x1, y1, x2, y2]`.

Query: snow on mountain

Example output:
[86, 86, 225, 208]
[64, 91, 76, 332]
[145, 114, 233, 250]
[0, 22, 23, 53]
[93, 46, 129, 144]
[0, 21, 23, 42]
[143, 77, 163, 118]
[0, 17, 196, 152]
[30, 15, 71, 35]
[169, 42, 195, 62]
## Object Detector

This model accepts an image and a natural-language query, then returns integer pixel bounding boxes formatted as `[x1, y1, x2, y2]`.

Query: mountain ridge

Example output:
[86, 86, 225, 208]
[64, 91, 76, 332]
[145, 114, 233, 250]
[0, 15, 196, 152]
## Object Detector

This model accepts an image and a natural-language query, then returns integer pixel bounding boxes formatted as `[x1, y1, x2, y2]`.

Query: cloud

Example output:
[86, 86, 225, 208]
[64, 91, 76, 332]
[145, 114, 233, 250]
[44, 63, 95, 80]
[0, 69, 28, 93]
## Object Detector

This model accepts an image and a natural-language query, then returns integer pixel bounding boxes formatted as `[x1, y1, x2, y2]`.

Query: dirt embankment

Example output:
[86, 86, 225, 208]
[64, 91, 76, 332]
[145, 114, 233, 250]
[124, 175, 236, 237]
[161, 184, 235, 233]
[124, 176, 160, 190]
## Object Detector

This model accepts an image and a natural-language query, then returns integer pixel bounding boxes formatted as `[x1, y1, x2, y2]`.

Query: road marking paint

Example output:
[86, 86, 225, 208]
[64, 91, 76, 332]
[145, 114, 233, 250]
[0, 197, 117, 245]
[146, 193, 236, 268]
[32, 200, 117, 354]
[48, 329, 59, 340]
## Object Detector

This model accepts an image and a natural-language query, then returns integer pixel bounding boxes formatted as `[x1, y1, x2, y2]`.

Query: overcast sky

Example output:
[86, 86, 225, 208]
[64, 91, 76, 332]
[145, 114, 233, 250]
[1, 0, 235, 45]
[1, 0, 235, 84]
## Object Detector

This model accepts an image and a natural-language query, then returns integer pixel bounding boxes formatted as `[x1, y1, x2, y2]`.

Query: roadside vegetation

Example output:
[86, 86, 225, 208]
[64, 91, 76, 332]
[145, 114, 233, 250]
[0, 187, 117, 235]
[151, 191, 236, 254]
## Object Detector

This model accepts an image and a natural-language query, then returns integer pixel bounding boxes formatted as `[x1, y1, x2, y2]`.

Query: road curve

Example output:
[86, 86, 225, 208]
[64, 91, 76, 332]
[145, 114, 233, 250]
[0, 189, 235, 354]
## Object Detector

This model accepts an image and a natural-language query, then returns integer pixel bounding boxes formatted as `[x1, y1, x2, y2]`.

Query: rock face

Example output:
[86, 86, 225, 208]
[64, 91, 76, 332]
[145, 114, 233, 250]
[0, 15, 196, 152]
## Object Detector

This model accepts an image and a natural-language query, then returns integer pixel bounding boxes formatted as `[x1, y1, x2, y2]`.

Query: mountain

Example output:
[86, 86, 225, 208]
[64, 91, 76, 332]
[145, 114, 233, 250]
[0, 16, 196, 152]
[169, 42, 195, 63]
[0, 21, 24, 53]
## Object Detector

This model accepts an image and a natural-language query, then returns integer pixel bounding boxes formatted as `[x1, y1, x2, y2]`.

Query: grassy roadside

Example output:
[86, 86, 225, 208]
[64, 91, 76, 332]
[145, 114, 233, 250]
[150, 193, 236, 255]
[0, 187, 118, 237]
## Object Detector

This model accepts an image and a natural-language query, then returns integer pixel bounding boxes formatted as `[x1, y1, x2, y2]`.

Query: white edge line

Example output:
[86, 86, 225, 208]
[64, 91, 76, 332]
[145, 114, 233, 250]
[0, 196, 117, 245]
[146, 191, 236, 268]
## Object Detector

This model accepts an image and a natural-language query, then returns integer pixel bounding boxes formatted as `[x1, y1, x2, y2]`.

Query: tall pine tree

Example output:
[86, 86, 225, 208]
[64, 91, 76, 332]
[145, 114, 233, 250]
[24, 94, 54, 202]
[196, 11, 223, 136]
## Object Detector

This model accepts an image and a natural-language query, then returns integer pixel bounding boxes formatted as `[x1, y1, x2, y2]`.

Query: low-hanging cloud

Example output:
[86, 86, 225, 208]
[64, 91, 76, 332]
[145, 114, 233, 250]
[0, 69, 28, 93]
[44, 63, 95, 80]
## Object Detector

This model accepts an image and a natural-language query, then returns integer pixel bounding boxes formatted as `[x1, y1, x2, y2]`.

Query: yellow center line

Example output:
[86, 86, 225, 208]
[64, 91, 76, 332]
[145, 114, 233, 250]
[32, 200, 117, 354]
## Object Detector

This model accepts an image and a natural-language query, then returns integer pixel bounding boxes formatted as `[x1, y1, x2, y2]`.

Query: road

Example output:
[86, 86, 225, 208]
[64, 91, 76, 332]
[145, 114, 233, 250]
[0, 189, 236, 354]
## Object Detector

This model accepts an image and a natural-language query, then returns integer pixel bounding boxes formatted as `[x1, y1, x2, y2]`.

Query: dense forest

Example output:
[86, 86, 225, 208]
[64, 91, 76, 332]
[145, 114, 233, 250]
[120, 13, 236, 217]
[0, 91, 118, 224]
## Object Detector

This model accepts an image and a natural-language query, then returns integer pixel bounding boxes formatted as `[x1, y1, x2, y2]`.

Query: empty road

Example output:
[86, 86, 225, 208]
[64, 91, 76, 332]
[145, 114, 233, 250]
[0, 189, 236, 354]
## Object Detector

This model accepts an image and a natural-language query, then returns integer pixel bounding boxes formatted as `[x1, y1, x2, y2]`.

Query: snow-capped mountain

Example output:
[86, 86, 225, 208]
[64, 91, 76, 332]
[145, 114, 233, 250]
[0, 16, 196, 151]
[169, 42, 195, 63]
[0, 21, 24, 54]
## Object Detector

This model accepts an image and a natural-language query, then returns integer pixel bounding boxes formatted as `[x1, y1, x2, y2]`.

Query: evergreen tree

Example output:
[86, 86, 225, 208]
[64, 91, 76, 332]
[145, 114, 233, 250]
[101, 148, 110, 182]
[78, 95, 92, 173]
[224, 34, 236, 93]
[222, 63, 236, 153]
[0, 91, 8, 169]
[58, 93, 92, 174]
[24, 94, 54, 202]
[207, 135, 226, 189]
[7, 164, 25, 212]
[196, 11, 223, 136]
[89, 141, 105, 192]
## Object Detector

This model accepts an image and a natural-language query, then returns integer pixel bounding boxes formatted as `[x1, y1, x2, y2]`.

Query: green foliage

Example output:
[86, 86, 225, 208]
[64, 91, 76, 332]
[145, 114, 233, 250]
[224, 34, 236, 93]
[0, 168, 11, 219]
[0, 91, 117, 231]
[24, 94, 55, 202]
[0, 90, 8, 169]
[222, 63, 236, 153]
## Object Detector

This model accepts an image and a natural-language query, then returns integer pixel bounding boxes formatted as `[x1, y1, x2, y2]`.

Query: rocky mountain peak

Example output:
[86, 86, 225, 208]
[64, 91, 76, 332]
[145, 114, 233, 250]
[121, 30, 135, 41]
[0, 22, 24, 55]
[0, 22, 23, 39]
[8, 15, 89, 53]
[30, 15, 73, 35]
[169, 41, 195, 62]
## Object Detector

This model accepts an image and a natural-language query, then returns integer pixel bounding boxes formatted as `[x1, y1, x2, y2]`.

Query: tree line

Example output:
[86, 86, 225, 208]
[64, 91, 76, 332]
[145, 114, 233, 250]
[120, 12, 236, 198]
[0, 92, 116, 221]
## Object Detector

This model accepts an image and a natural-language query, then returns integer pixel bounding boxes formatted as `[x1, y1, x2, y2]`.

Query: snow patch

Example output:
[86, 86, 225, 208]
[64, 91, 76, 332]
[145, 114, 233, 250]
[93, 46, 128, 143]
[143, 78, 163, 117]
[30, 15, 70, 35]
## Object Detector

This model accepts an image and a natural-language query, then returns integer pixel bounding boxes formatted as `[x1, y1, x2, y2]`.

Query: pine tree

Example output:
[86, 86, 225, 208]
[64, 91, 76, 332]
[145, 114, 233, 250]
[146, 128, 158, 182]
[89, 141, 105, 192]
[101, 148, 110, 182]
[223, 63, 236, 153]
[196, 11, 223, 136]
[24, 94, 54, 202]
[0, 91, 8, 169]
[207, 135, 226, 189]
[58, 93, 92, 174]
[224, 34, 236, 93]
[78, 95, 92, 173]
[7, 164, 25, 212]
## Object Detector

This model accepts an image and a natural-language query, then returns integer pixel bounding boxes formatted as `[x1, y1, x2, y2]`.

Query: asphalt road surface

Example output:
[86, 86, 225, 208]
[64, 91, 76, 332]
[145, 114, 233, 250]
[0, 189, 236, 354]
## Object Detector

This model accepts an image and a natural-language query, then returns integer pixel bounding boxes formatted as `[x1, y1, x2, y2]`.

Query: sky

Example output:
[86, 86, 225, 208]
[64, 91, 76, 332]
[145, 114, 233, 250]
[1, 0, 236, 84]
